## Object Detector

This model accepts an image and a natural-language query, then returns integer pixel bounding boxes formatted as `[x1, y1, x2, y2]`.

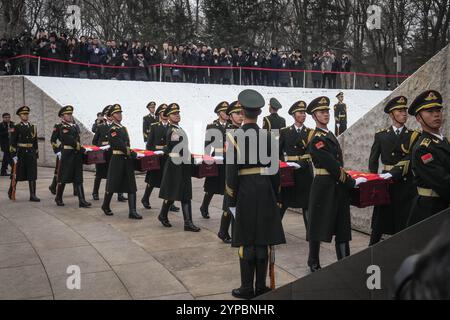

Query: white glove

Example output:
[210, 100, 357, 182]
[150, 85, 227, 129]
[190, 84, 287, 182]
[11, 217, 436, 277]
[100, 145, 111, 151]
[136, 153, 146, 159]
[154, 151, 164, 155]
[379, 173, 393, 180]
[84, 148, 93, 153]
[286, 162, 301, 170]
[56, 152, 62, 159]
[13, 157, 18, 163]
[213, 156, 224, 162]
[194, 157, 203, 165]
[355, 177, 368, 188]
[229, 207, 236, 218]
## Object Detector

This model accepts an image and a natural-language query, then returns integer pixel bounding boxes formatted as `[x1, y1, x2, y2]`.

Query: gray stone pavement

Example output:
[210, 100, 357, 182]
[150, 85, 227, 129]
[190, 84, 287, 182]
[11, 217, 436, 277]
[0, 167, 369, 300]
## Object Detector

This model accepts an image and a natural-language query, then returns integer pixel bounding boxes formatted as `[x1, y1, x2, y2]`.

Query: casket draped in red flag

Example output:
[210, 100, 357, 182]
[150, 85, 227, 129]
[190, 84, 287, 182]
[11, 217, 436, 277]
[347, 170, 391, 208]
[132, 149, 161, 172]
[192, 155, 219, 178]
[280, 161, 295, 188]
[82, 145, 106, 165]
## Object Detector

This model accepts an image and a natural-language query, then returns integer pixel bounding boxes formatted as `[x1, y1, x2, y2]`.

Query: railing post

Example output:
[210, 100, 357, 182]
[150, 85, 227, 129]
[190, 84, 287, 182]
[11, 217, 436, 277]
[239, 67, 242, 86]
[159, 64, 163, 82]
[303, 71, 307, 88]
[37, 57, 41, 77]
[353, 72, 357, 90]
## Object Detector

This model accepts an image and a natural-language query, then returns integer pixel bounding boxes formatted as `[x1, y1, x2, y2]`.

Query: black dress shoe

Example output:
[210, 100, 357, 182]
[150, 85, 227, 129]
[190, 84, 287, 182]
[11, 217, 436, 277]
[49, 186, 57, 195]
[92, 194, 100, 201]
[118, 194, 127, 202]
[158, 215, 172, 228]
[170, 204, 180, 213]
[232, 288, 255, 300]
[141, 199, 152, 210]
[56, 200, 65, 207]
[102, 206, 114, 216]
[184, 223, 201, 232]
[218, 232, 232, 244]
[309, 264, 322, 273]
[200, 207, 210, 219]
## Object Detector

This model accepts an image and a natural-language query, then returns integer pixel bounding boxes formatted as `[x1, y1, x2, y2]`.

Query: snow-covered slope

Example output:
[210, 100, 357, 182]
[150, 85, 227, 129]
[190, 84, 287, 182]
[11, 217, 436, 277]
[26, 76, 390, 154]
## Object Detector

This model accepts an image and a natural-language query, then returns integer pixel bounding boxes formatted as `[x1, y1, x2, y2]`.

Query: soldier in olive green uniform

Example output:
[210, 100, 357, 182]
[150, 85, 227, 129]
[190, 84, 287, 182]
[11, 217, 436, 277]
[142, 103, 181, 212]
[158, 103, 200, 232]
[143, 101, 159, 143]
[306, 97, 368, 273]
[407, 90, 450, 226]
[200, 101, 230, 219]
[334, 92, 348, 137]
[92, 105, 113, 200]
[102, 104, 143, 220]
[226, 90, 286, 300]
[218, 101, 243, 244]
[279, 101, 314, 225]
[8, 106, 40, 202]
[54, 106, 91, 208]
[368, 96, 420, 245]
[263, 98, 287, 131]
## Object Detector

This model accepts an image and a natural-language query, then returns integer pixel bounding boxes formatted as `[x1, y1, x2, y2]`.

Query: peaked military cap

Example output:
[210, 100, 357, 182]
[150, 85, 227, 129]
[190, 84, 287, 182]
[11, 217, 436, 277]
[408, 90, 443, 116]
[146, 101, 157, 109]
[384, 96, 408, 114]
[156, 104, 168, 116]
[306, 96, 331, 115]
[238, 90, 265, 110]
[336, 92, 344, 98]
[289, 101, 307, 115]
[16, 106, 31, 116]
[227, 101, 243, 116]
[102, 105, 112, 116]
[58, 105, 74, 117]
[270, 98, 283, 110]
[215, 101, 229, 114]
[164, 103, 181, 117]
[108, 104, 123, 117]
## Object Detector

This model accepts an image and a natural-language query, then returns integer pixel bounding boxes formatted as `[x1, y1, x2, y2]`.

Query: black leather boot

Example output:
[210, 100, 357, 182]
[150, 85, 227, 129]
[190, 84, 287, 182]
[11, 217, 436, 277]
[128, 193, 143, 220]
[158, 201, 172, 228]
[308, 241, 322, 273]
[92, 177, 102, 201]
[55, 183, 66, 207]
[182, 201, 201, 232]
[232, 257, 256, 300]
[73, 183, 78, 197]
[101, 192, 114, 216]
[118, 193, 127, 202]
[255, 249, 271, 297]
[170, 204, 180, 212]
[218, 211, 232, 244]
[49, 176, 57, 195]
[336, 242, 350, 261]
[77, 184, 92, 208]
[200, 192, 214, 219]
[29, 181, 41, 202]
[141, 185, 153, 209]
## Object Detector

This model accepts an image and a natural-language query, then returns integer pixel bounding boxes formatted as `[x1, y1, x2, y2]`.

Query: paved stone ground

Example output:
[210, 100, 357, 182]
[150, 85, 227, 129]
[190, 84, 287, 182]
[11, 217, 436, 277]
[0, 167, 369, 300]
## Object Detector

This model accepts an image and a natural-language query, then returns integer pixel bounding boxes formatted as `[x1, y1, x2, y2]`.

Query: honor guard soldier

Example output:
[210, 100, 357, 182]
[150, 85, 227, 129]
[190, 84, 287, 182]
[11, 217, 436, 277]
[54, 106, 91, 208]
[158, 103, 201, 232]
[200, 101, 230, 219]
[279, 101, 315, 226]
[218, 101, 243, 244]
[226, 90, 286, 299]
[143, 101, 158, 143]
[407, 90, 450, 226]
[263, 98, 286, 131]
[368, 96, 420, 245]
[142, 103, 180, 213]
[0, 113, 14, 176]
[8, 106, 40, 202]
[102, 104, 143, 220]
[91, 105, 113, 200]
[306, 97, 367, 273]
[334, 92, 348, 137]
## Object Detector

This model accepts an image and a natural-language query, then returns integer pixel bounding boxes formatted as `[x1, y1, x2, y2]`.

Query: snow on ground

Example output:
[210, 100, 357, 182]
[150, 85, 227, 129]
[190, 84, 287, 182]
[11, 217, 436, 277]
[26, 76, 391, 154]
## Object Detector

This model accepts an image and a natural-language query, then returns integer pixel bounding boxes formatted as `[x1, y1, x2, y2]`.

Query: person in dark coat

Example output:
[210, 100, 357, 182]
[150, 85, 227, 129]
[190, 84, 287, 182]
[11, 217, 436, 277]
[200, 102, 230, 219]
[7, 106, 40, 202]
[0, 113, 14, 176]
[158, 103, 201, 232]
[268, 48, 281, 86]
[290, 50, 305, 87]
[226, 89, 286, 300]
[220, 50, 233, 85]
[101, 104, 143, 220]
[279, 101, 314, 226]
[143, 102, 158, 143]
[54, 106, 91, 208]
[278, 54, 291, 87]
[407, 90, 450, 226]
[197, 45, 211, 84]
[117, 53, 134, 81]
[218, 101, 243, 244]
[334, 92, 348, 136]
[310, 52, 322, 88]
[306, 97, 368, 273]
[368, 96, 420, 246]
[141, 104, 175, 210]
[263, 98, 287, 131]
